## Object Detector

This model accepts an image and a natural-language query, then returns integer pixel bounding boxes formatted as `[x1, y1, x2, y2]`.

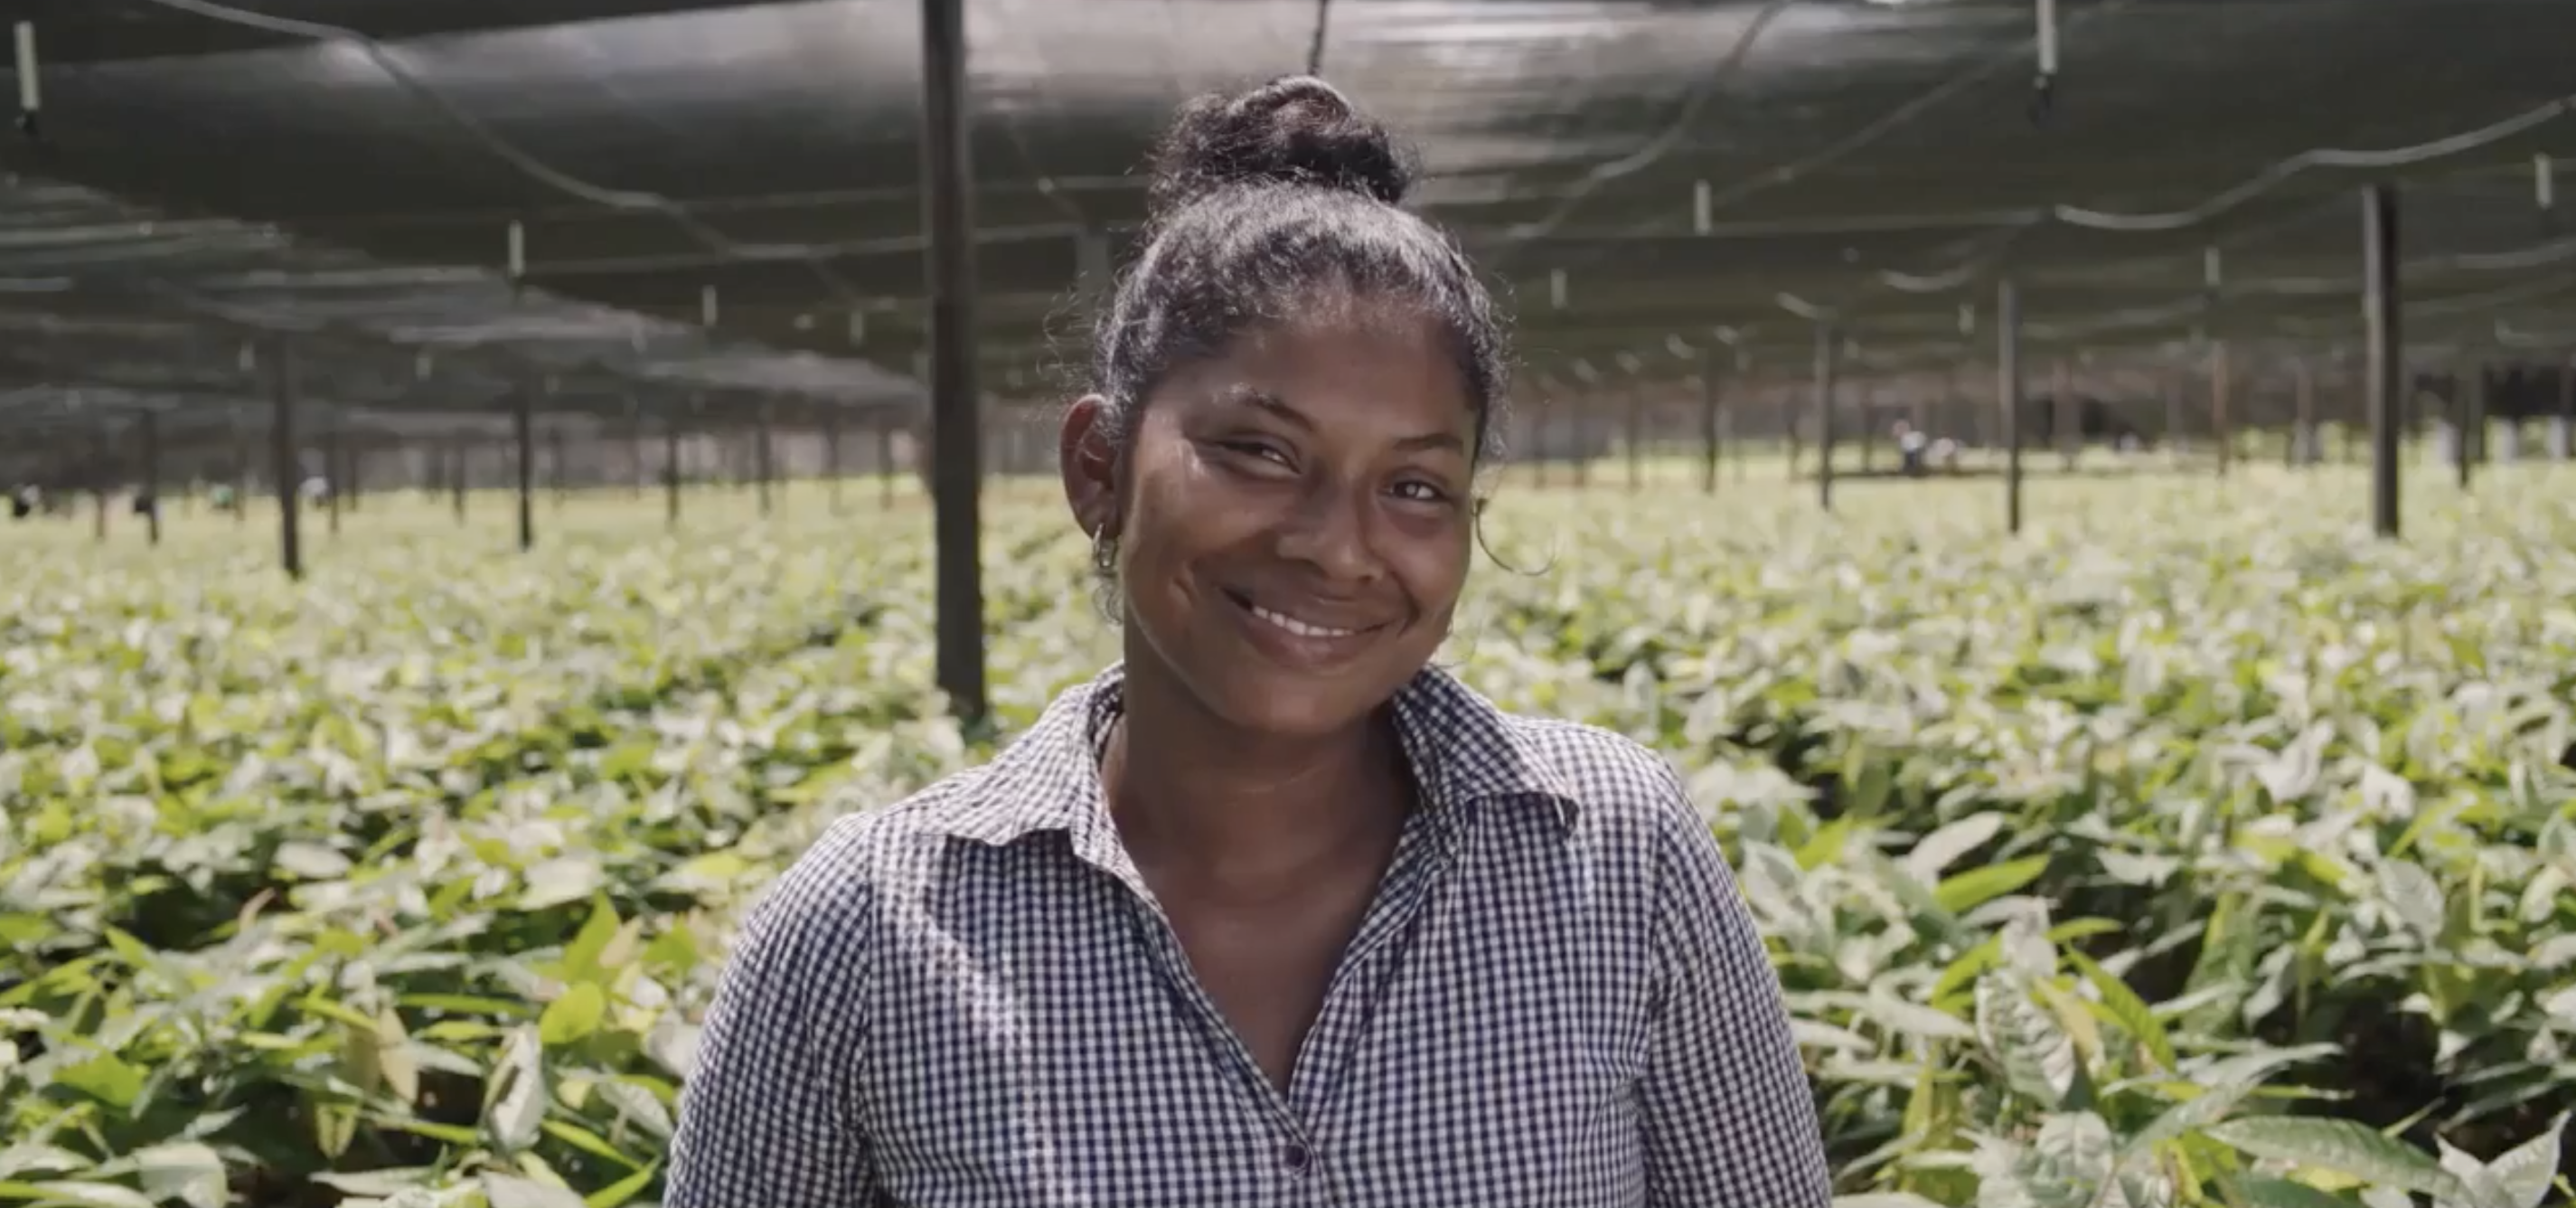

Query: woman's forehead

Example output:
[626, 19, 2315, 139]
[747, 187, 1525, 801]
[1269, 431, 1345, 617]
[1168, 319, 1475, 436]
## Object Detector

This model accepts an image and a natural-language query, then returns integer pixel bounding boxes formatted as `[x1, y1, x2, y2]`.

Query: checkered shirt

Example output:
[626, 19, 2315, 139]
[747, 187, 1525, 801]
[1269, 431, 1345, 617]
[665, 662, 1831, 1208]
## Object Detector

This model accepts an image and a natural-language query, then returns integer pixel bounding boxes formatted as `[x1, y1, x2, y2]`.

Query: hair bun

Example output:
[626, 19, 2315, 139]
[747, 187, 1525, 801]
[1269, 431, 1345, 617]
[1144, 76, 1415, 221]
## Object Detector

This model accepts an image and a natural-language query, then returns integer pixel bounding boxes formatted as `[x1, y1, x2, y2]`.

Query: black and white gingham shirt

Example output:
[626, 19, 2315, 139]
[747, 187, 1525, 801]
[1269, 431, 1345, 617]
[666, 663, 1831, 1208]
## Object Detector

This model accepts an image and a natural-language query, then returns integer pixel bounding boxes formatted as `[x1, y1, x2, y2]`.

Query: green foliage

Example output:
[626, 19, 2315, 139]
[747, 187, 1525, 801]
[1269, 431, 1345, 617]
[6, 471, 2576, 1206]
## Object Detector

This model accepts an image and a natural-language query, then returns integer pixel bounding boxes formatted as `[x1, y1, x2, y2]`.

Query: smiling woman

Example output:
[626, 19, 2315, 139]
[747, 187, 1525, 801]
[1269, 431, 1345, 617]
[663, 76, 1832, 1208]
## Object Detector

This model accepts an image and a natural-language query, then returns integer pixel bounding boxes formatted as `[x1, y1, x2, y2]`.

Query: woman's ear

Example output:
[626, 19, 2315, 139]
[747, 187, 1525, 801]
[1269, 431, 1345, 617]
[1059, 394, 1120, 541]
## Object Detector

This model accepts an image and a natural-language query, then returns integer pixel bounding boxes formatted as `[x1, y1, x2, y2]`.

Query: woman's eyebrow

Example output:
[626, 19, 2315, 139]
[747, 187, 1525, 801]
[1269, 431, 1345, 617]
[1222, 387, 1466, 453]
[1219, 385, 1307, 428]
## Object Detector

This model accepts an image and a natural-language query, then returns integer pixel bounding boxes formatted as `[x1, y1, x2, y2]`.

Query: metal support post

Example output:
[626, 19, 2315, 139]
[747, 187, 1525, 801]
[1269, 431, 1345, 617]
[2363, 183, 2402, 537]
[1998, 280, 2024, 533]
[1813, 325, 1837, 511]
[924, 0, 987, 722]
[628, 397, 646, 497]
[2054, 359, 2077, 471]
[2163, 371, 2184, 467]
[1727, 356, 1746, 483]
[825, 415, 846, 513]
[1699, 347, 1722, 493]
[141, 411, 161, 546]
[665, 411, 683, 527]
[325, 425, 343, 536]
[2460, 363, 2483, 490]
[232, 424, 249, 526]
[272, 338, 303, 580]
[1624, 383, 1643, 491]
[2211, 341, 2233, 477]
[515, 384, 535, 552]
[2555, 354, 2575, 460]
[756, 400, 776, 515]
[2291, 358, 2316, 467]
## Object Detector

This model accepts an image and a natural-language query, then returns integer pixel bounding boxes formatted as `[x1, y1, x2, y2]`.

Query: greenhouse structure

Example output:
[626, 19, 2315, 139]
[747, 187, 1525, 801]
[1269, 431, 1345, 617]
[5, 0, 2576, 714]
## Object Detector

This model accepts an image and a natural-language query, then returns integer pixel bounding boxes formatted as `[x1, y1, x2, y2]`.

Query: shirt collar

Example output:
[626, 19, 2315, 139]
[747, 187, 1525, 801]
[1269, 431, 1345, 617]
[930, 661, 1581, 848]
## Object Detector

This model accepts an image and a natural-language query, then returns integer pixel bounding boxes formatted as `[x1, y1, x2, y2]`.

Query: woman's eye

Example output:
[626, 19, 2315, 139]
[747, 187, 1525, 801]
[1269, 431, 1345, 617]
[1223, 440, 1293, 467]
[1390, 479, 1451, 505]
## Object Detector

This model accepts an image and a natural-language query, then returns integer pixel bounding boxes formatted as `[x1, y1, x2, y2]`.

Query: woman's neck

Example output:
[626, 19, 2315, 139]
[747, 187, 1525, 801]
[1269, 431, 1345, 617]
[1102, 657, 1410, 897]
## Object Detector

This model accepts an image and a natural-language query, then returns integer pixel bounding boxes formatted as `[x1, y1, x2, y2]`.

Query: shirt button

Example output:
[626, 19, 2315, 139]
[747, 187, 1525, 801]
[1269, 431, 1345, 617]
[1280, 1142, 1313, 1176]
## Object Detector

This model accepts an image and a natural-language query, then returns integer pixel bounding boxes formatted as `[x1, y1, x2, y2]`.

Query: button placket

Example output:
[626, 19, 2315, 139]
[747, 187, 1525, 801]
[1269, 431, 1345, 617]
[1286, 808, 1460, 1125]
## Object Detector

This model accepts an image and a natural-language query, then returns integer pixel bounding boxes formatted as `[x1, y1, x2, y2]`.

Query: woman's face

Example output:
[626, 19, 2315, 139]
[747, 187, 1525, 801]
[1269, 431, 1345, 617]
[1063, 296, 1480, 740]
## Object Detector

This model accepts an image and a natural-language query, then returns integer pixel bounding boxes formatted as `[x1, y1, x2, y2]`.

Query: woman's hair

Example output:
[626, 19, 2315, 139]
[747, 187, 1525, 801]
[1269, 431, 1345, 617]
[1084, 75, 1513, 478]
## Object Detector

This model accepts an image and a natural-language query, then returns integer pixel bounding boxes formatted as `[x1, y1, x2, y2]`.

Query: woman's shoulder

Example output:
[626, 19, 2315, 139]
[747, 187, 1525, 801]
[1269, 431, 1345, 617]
[1503, 713, 1709, 834]
[1406, 668, 1710, 846]
[748, 676, 1114, 930]
[738, 776, 973, 927]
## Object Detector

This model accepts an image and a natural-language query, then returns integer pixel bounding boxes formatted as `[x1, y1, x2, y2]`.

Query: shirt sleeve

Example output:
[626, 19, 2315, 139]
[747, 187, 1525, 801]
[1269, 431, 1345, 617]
[665, 826, 880, 1208]
[1637, 766, 1834, 1208]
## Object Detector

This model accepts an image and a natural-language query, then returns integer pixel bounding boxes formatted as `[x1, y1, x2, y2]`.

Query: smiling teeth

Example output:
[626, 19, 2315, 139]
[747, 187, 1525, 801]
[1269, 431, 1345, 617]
[1249, 604, 1359, 638]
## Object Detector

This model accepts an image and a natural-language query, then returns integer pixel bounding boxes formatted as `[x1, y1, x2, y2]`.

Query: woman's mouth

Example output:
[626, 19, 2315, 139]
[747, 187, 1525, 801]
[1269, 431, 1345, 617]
[1222, 588, 1386, 640]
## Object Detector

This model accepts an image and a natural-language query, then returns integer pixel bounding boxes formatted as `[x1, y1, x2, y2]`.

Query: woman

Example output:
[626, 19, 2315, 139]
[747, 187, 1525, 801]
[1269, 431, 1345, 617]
[665, 76, 1830, 1208]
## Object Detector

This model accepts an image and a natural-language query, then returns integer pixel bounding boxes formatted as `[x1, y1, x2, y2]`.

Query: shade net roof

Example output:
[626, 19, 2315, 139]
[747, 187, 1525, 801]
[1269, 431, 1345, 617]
[0, 175, 923, 446]
[4, 0, 2575, 438]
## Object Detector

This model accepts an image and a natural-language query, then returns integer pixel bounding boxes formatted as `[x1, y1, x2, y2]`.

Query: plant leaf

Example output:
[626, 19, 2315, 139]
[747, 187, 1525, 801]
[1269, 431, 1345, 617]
[1935, 855, 2052, 915]
[2205, 1118, 2469, 1199]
